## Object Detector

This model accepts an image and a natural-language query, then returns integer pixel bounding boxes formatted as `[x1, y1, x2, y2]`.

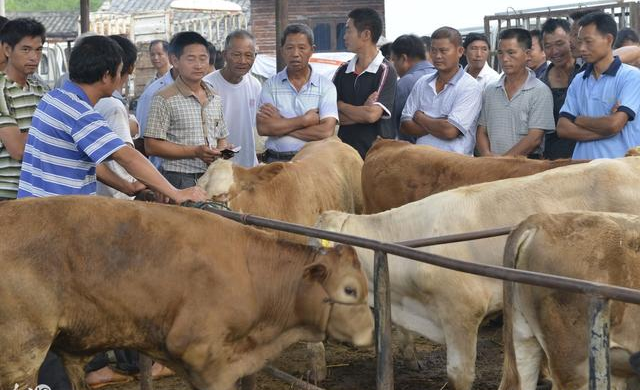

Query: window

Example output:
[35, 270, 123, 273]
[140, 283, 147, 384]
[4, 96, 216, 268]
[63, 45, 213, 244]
[336, 23, 347, 51]
[314, 23, 331, 52]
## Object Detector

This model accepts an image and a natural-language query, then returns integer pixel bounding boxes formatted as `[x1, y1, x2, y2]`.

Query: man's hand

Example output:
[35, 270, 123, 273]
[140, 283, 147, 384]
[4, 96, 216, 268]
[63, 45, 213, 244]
[172, 186, 209, 204]
[302, 108, 320, 127]
[257, 103, 282, 119]
[194, 145, 221, 164]
[365, 91, 379, 106]
[611, 101, 621, 114]
[125, 180, 147, 197]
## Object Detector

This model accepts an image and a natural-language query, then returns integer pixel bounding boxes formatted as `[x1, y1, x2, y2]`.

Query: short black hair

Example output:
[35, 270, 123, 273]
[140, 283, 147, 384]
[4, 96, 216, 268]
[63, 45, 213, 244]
[168, 31, 208, 58]
[0, 18, 45, 49]
[380, 42, 391, 59]
[530, 29, 543, 47]
[69, 35, 123, 84]
[462, 32, 489, 49]
[569, 9, 595, 22]
[614, 27, 639, 49]
[391, 34, 426, 60]
[207, 42, 217, 66]
[149, 39, 169, 53]
[431, 27, 462, 47]
[347, 8, 383, 44]
[281, 23, 314, 47]
[420, 35, 431, 53]
[499, 28, 532, 50]
[541, 18, 571, 37]
[0, 16, 9, 36]
[578, 11, 617, 43]
[109, 35, 137, 75]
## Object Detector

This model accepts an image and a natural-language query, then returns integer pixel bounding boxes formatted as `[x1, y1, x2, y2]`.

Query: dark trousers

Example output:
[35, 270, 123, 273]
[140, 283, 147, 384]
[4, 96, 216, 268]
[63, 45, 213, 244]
[160, 170, 204, 190]
[39, 352, 71, 390]
[263, 149, 296, 163]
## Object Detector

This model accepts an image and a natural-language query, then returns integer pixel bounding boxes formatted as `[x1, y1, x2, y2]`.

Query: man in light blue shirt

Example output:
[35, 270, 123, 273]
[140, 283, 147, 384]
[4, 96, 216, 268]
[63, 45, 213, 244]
[400, 27, 482, 155]
[256, 24, 338, 162]
[558, 12, 640, 159]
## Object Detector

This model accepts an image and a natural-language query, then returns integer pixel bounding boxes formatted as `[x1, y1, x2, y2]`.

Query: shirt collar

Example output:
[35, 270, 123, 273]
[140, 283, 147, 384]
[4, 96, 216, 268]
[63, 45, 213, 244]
[582, 56, 622, 79]
[173, 75, 213, 98]
[496, 68, 539, 90]
[407, 60, 435, 75]
[345, 50, 385, 74]
[61, 80, 92, 105]
[278, 66, 320, 86]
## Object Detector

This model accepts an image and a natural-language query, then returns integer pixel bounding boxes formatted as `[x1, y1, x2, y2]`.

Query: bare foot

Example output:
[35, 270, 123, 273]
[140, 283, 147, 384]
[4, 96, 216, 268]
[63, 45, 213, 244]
[85, 366, 133, 389]
[151, 363, 174, 379]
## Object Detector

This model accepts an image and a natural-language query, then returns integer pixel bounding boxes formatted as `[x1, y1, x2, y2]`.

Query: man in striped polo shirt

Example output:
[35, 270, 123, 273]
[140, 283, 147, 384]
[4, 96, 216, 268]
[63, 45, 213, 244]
[0, 18, 47, 200]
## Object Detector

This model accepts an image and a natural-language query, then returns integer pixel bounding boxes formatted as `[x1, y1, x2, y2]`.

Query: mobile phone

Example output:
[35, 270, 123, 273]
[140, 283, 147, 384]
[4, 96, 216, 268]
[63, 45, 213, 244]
[221, 146, 242, 159]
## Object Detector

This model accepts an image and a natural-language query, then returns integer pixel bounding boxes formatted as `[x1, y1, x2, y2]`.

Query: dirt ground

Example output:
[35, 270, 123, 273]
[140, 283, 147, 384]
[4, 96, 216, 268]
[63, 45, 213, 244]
[112, 323, 503, 390]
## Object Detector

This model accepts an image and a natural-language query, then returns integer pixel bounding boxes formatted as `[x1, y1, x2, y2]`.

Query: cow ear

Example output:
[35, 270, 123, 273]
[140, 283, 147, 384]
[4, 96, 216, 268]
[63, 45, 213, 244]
[303, 263, 328, 283]
[257, 162, 285, 181]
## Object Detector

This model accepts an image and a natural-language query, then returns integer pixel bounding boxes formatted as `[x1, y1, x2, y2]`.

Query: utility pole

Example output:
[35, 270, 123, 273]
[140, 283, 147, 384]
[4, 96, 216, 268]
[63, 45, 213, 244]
[275, 0, 288, 71]
[80, 0, 90, 33]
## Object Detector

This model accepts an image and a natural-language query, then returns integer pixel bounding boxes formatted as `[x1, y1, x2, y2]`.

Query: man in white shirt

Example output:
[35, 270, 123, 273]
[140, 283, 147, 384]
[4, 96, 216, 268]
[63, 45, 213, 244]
[463, 32, 500, 91]
[204, 30, 260, 167]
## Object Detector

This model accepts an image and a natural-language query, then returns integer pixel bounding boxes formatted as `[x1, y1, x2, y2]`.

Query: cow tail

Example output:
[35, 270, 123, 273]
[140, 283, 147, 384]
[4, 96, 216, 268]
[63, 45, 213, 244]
[499, 225, 537, 390]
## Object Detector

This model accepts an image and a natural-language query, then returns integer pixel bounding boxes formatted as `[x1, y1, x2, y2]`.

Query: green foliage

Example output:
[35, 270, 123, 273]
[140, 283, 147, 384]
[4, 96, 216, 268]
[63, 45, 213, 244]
[6, 0, 104, 12]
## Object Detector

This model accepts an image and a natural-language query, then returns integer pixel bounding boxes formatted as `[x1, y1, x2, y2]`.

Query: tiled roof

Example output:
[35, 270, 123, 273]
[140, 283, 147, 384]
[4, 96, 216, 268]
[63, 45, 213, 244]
[7, 11, 79, 40]
[99, 0, 250, 14]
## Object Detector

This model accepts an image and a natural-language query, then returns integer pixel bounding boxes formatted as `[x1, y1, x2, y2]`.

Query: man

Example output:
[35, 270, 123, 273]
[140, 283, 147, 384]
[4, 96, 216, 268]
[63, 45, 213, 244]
[528, 29, 548, 78]
[206, 41, 217, 74]
[390, 34, 436, 142]
[463, 32, 500, 91]
[421, 35, 432, 63]
[0, 16, 9, 72]
[0, 18, 47, 200]
[476, 28, 555, 158]
[144, 31, 229, 189]
[256, 24, 338, 162]
[399, 27, 482, 155]
[614, 27, 640, 49]
[333, 7, 397, 159]
[148, 39, 170, 84]
[18, 35, 205, 202]
[557, 12, 640, 159]
[204, 30, 261, 167]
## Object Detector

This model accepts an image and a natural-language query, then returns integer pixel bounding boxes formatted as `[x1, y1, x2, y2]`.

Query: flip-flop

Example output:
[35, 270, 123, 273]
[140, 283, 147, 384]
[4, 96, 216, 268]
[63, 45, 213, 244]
[88, 375, 134, 389]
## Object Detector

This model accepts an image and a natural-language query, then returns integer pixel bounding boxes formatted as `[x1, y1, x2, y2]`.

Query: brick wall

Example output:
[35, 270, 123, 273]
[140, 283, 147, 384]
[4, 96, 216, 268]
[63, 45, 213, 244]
[251, 0, 385, 56]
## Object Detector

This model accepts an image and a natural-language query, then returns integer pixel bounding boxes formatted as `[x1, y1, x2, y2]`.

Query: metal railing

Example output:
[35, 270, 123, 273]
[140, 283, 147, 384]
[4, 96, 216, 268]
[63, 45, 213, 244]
[186, 204, 640, 390]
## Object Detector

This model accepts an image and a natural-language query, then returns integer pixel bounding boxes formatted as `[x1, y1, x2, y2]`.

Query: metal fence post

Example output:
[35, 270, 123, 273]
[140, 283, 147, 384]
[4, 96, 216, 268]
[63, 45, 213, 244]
[374, 250, 394, 390]
[589, 296, 611, 390]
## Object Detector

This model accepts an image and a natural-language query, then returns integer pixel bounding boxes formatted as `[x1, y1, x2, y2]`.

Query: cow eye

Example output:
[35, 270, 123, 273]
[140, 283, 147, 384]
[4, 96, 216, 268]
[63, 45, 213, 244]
[344, 286, 357, 297]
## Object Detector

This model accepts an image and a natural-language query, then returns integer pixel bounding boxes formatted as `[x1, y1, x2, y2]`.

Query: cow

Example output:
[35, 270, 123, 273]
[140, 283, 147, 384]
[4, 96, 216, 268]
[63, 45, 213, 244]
[314, 157, 640, 390]
[500, 212, 640, 390]
[362, 138, 585, 213]
[197, 136, 364, 244]
[0, 196, 373, 390]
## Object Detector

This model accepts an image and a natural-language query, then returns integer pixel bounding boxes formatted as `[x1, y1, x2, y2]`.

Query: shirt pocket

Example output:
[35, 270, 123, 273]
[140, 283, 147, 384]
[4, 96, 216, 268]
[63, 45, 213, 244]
[515, 110, 529, 136]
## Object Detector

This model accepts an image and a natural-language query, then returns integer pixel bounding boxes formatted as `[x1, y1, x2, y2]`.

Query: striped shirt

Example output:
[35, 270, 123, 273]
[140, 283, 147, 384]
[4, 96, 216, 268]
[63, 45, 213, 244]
[0, 73, 47, 198]
[17, 81, 126, 198]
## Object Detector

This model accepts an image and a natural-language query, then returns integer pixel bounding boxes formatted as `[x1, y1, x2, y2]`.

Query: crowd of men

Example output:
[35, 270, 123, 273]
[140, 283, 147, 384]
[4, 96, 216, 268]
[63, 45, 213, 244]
[1, 5, 640, 390]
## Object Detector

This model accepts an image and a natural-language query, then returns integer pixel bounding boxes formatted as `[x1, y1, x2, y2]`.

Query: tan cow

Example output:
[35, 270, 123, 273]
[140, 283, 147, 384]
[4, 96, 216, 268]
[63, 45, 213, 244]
[0, 196, 373, 390]
[500, 212, 640, 390]
[362, 139, 584, 213]
[197, 136, 364, 243]
[314, 158, 640, 390]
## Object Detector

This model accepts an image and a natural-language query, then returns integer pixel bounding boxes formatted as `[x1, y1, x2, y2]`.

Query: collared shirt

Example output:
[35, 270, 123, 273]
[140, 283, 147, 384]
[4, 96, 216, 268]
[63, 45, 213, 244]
[393, 60, 436, 142]
[479, 69, 555, 155]
[401, 66, 482, 155]
[18, 81, 126, 198]
[333, 50, 397, 158]
[145, 76, 228, 174]
[0, 73, 47, 199]
[258, 66, 338, 153]
[136, 69, 175, 138]
[532, 61, 549, 79]
[560, 56, 640, 159]
[466, 62, 500, 91]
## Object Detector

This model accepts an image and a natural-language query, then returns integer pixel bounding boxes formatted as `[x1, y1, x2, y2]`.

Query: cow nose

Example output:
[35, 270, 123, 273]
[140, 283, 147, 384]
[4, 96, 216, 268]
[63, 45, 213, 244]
[352, 327, 374, 347]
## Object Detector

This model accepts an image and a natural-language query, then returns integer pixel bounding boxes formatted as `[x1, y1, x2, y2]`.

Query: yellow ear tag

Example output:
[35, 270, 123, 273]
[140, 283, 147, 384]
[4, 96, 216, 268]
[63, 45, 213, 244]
[320, 239, 333, 248]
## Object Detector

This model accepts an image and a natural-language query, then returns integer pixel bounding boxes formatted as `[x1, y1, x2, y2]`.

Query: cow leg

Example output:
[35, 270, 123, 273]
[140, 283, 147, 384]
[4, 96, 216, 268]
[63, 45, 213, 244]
[442, 319, 479, 390]
[306, 342, 327, 382]
[0, 324, 53, 390]
[396, 327, 421, 371]
[511, 307, 543, 390]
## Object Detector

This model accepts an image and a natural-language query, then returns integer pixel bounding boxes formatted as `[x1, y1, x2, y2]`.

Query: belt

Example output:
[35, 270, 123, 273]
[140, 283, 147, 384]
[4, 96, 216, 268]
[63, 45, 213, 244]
[264, 149, 297, 160]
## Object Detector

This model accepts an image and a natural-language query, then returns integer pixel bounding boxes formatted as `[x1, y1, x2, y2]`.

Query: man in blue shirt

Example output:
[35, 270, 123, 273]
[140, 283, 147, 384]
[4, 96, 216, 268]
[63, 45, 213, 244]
[257, 23, 338, 162]
[557, 12, 640, 159]
[390, 34, 436, 142]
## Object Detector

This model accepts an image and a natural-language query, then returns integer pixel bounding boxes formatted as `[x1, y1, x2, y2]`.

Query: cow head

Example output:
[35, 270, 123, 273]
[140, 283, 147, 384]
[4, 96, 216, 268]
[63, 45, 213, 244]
[303, 245, 374, 347]
[197, 159, 235, 202]
[309, 211, 351, 248]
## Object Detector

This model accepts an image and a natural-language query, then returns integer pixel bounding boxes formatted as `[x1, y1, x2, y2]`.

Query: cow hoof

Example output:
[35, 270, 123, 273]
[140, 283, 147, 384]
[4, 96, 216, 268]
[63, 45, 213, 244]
[536, 379, 552, 390]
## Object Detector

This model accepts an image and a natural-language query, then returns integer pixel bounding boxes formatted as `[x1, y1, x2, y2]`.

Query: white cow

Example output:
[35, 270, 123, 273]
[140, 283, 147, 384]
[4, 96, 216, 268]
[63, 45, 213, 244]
[314, 157, 640, 390]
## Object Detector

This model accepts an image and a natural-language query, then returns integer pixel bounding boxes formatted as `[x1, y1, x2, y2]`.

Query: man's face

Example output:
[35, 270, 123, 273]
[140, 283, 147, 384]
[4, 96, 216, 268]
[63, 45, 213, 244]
[497, 38, 529, 76]
[430, 38, 463, 73]
[391, 52, 410, 77]
[3, 35, 43, 77]
[149, 42, 169, 72]
[344, 18, 365, 53]
[464, 39, 489, 71]
[543, 27, 573, 67]
[173, 43, 209, 83]
[223, 37, 256, 78]
[282, 32, 313, 73]
[577, 23, 613, 64]
[527, 36, 546, 69]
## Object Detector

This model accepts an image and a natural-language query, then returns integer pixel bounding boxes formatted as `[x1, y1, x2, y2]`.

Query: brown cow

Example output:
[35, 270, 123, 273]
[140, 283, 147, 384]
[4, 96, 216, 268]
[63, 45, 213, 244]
[0, 196, 373, 390]
[362, 139, 585, 213]
[500, 212, 640, 390]
[197, 136, 364, 244]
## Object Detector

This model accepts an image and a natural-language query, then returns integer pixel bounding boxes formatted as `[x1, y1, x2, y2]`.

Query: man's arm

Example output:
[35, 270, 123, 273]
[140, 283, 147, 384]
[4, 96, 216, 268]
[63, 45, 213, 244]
[144, 137, 220, 164]
[96, 162, 146, 196]
[503, 130, 544, 156]
[288, 117, 337, 141]
[476, 125, 493, 156]
[615, 45, 640, 67]
[111, 146, 207, 203]
[413, 111, 461, 140]
[557, 117, 606, 141]
[573, 111, 628, 136]
[256, 104, 319, 136]
[338, 101, 383, 124]
[0, 126, 28, 160]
